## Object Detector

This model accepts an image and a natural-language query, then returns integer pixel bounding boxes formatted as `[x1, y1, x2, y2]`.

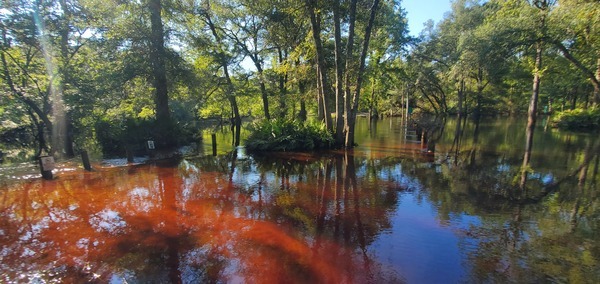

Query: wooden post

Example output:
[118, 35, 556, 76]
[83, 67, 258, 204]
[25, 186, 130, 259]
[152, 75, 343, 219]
[147, 140, 156, 159]
[211, 133, 217, 156]
[39, 155, 54, 180]
[126, 146, 134, 163]
[81, 150, 92, 171]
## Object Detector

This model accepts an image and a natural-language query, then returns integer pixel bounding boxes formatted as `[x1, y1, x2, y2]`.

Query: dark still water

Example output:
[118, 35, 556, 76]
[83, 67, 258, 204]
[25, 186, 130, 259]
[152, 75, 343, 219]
[1, 117, 598, 283]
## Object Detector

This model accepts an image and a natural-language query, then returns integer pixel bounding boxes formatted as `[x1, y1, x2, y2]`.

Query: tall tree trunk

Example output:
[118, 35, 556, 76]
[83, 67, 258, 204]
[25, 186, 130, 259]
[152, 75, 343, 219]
[521, 41, 543, 188]
[224, 65, 242, 127]
[333, 0, 345, 145]
[58, 0, 74, 157]
[149, 0, 172, 146]
[277, 47, 287, 118]
[316, 64, 324, 121]
[596, 56, 600, 106]
[256, 65, 270, 119]
[345, 0, 380, 148]
[370, 80, 377, 118]
[457, 79, 465, 117]
[298, 80, 307, 121]
[474, 68, 486, 119]
[299, 99, 307, 121]
[344, 0, 358, 145]
[306, 0, 333, 132]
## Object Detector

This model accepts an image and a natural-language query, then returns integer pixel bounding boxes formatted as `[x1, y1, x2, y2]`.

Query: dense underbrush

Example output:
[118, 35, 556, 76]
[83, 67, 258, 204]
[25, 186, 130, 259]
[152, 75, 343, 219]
[552, 108, 600, 131]
[245, 119, 334, 152]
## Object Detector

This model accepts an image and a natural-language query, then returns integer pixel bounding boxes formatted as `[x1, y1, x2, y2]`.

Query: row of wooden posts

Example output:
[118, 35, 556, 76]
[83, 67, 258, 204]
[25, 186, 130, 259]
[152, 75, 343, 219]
[40, 136, 219, 180]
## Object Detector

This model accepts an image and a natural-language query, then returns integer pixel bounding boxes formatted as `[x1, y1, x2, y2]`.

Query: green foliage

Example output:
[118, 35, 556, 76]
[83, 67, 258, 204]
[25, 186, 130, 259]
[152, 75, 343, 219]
[552, 108, 600, 131]
[245, 119, 334, 152]
[94, 117, 156, 156]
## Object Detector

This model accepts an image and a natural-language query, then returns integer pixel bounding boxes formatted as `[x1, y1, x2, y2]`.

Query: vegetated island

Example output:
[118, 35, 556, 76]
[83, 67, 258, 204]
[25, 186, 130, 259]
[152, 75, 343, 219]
[245, 119, 334, 152]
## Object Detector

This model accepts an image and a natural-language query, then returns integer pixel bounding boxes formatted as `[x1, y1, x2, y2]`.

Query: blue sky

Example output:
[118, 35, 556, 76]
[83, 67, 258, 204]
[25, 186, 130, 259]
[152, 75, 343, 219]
[403, 0, 452, 36]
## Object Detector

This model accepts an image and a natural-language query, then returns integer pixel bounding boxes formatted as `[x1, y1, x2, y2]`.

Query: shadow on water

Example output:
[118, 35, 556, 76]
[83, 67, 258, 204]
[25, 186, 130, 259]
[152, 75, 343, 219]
[1, 117, 599, 283]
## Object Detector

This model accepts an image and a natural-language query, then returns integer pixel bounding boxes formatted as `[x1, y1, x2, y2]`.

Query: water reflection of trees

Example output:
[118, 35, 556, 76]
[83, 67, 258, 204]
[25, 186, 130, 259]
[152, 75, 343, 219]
[1, 120, 598, 283]
[412, 117, 600, 283]
[0, 152, 407, 283]
[232, 152, 405, 282]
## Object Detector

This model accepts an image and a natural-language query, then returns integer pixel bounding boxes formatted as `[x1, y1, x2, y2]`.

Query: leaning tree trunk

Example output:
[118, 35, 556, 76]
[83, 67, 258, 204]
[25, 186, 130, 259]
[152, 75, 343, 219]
[256, 65, 271, 119]
[553, 42, 600, 106]
[521, 41, 543, 188]
[306, 0, 333, 132]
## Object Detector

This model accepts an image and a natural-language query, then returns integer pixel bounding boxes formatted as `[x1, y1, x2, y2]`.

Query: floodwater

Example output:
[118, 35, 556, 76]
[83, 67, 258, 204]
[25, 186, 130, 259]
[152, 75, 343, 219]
[1, 117, 598, 283]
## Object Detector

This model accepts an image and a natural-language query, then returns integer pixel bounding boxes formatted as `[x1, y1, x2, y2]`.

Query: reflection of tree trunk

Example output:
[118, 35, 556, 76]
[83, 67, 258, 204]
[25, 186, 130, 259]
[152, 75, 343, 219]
[316, 161, 332, 239]
[570, 186, 583, 232]
[342, 156, 350, 246]
[578, 141, 592, 187]
[229, 149, 238, 183]
[450, 116, 465, 166]
[257, 172, 265, 218]
[536, 140, 598, 202]
[468, 117, 481, 168]
[571, 141, 593, 232]
[347, 152, 371, 276]
[334, 156, 343, 240]
[159, 168, 182, 284]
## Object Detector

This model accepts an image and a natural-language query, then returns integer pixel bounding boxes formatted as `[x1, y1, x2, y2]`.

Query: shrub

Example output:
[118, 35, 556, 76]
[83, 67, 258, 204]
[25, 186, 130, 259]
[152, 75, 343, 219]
[552, 108, 600, 131]
[245, 119, 334, 152]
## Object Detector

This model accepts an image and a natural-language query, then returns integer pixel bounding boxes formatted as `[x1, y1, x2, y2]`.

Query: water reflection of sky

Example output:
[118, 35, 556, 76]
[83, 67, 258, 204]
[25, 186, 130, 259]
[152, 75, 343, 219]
[371, 193, 466, 283]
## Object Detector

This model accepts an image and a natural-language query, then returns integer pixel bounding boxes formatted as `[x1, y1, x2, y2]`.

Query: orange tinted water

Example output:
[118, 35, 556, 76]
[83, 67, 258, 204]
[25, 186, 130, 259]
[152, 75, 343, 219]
[2, 117, 599, 283]
[0, 155, 398, 283]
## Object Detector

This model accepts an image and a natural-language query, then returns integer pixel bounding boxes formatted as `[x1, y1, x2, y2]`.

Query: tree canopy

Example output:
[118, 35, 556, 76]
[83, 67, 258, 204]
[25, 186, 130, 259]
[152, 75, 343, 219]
[0, 0, 598, 161]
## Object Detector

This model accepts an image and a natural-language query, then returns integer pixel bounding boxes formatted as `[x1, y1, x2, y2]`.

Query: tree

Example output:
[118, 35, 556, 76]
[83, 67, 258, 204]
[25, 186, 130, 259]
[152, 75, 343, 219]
[221, 0, 272, 119]
[547, 0, 600, 105]
[305, 0, 399, 147]
[148, 0, 173, 147]
[0, 0, 88, 157]
[305, 0, 334, 132]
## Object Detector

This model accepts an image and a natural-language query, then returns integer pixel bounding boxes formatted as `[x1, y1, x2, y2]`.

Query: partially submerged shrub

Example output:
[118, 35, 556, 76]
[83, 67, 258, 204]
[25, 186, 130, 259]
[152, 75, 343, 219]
[245, 119, 334, 152]
[552, 108, 600, 131]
